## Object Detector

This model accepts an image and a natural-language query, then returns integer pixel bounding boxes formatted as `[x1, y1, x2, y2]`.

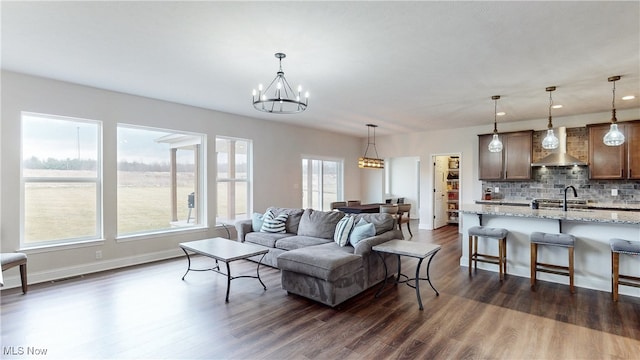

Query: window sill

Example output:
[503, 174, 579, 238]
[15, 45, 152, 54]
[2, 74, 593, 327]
[19, 239, 106, 254]
[115, 225, 209, 243]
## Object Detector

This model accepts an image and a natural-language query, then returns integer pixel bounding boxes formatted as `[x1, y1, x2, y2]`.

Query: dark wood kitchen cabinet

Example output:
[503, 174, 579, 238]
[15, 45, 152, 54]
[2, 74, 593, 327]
[479, 130, 532, 180]
[588, 120, 640, 179]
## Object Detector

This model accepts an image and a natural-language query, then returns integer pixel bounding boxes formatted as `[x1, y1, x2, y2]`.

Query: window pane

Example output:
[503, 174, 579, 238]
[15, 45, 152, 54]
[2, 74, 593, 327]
[302, 157, 343, 211]
[24, 183, 97, 243]
[22, 113, 101, 246]
[216, 136, 252, 222]
[323, 161, 338, 210]
[235, 182, 247, 218]
[235, 140, 248, 180]
[216, 138, 230, 179]
[217, 182, 229, 219]
[117, 126, 203, 235]
[22, 114, 99, 178]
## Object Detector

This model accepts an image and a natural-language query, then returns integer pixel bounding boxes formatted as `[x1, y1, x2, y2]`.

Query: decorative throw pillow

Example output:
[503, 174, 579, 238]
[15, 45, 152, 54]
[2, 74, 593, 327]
[251, 212, 265, 232]
[349, 218, 376, 247]
[260, 210, 289, 233]
[334, 215, 356, 247]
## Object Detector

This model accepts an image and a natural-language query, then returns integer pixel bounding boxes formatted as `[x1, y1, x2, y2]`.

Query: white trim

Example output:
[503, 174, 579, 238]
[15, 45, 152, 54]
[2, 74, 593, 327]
[18, 239, 106, 253]
[116, 226, 209, 243]
[0, 248, 185, 291]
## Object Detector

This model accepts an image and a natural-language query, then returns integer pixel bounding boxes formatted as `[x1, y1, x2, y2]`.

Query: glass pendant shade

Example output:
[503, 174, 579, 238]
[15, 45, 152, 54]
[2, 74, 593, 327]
[603, 123, 625, 146]
[488, 133, 503, 152]
[603, 75, 625, 146]
[542, 129, 559, 149]
[542, 87, 559, 150]
[487, 95, 503, 152]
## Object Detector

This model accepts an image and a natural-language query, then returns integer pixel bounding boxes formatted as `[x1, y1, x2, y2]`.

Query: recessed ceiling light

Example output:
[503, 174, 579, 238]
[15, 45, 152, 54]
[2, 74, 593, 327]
[552, 104, 563, 109]
[622, 95, 636, 100]
[496, 111, 506, 116]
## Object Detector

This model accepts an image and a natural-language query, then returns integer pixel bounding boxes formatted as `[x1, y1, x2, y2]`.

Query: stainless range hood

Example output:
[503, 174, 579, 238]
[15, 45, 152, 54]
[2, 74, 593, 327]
[531, 127, 588, 167]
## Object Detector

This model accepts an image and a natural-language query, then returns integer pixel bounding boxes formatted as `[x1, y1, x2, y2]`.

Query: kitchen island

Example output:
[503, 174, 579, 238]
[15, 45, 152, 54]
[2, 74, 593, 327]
[459, 204, 640, 298]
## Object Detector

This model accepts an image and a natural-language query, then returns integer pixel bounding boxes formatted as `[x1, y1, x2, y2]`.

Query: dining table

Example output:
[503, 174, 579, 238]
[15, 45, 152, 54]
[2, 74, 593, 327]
[337, 203, 385, 214]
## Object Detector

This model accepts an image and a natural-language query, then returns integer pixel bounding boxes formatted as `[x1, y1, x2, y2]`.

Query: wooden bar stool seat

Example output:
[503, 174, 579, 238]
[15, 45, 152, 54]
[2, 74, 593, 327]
[530, 232, 575, 293]
[1, 253, 28, 294]
[468, 226, 509, 281]
[609, 238, 640, 301]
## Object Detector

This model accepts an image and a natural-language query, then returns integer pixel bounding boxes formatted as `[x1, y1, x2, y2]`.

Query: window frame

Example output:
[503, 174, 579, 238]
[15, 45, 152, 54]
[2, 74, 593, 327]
[115, 124, 207, 239]
[301, 155, 344, 211]
[216, 136, 253, 222]
[20, 112, 103, 248]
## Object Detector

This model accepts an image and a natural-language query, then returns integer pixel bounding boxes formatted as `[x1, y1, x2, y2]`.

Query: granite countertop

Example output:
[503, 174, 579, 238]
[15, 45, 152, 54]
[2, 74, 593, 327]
[475, 199, 640, 211]
[461, 203, 640, 225]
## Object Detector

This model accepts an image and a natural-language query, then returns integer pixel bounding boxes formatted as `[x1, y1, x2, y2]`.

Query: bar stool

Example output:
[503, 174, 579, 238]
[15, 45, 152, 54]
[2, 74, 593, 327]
[609, 238, 640, 301]
[530, 232, 576, 293]
[468, 226, 509, 281]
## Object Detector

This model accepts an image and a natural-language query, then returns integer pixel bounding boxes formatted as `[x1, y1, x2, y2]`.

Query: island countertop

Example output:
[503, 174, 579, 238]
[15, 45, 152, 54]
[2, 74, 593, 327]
[460, 203, 640, 225]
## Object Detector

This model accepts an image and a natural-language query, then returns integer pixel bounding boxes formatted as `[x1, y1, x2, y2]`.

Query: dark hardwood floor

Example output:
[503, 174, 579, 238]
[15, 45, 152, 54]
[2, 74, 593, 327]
[2, 224, 639, 359]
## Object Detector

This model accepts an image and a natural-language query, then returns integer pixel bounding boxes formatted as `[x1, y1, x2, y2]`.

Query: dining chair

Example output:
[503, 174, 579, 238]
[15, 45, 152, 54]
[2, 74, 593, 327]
[397, 203, 413, 237]
[330, 201, 347, 210]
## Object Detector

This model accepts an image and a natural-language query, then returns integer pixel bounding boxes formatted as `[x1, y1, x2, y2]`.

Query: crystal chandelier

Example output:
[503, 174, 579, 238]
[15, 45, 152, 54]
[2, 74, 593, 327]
[603, 75, 625, 146]
[488, 95, 503, 152]
[358, 124, 384, 169]
[542, 86, 560, 150]
[252, 53, 309, 114]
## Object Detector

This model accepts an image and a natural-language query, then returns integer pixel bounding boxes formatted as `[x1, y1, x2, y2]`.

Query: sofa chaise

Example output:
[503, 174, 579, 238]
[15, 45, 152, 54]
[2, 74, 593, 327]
[235, 207, 403, 307]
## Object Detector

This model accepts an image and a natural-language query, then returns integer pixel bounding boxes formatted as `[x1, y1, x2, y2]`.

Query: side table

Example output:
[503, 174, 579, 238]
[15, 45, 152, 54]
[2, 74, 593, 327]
[372, 239, 441, 310]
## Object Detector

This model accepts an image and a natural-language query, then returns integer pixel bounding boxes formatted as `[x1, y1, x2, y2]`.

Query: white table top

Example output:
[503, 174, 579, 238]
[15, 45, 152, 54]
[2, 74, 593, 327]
[372, 239, 441, 259]
[180, 237, 268, 262]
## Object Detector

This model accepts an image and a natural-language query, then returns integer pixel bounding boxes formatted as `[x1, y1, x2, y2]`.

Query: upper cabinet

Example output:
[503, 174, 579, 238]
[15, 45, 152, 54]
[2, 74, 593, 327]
[479, 130, 532, 180]
[588, 120, 640, 180]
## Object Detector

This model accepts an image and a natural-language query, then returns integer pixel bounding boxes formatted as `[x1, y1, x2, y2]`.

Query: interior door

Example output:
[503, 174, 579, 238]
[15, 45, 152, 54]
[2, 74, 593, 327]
[433, 156, 448, 229]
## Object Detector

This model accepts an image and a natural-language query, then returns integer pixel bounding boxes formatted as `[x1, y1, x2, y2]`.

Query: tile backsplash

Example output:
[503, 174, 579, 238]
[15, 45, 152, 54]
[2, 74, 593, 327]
[483, 167, 640, 203]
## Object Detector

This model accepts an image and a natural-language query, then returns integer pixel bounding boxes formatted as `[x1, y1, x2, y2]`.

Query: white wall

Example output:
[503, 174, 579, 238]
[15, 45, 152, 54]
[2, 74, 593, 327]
[387, 156, 420, 218]
[0, 71, 363, 287]
[370, 108, 640, 230]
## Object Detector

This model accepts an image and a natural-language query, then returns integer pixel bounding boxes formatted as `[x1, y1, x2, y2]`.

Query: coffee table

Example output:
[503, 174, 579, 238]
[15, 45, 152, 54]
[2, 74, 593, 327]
[179, 237, 269, 302]
[372, 239, 441, 310]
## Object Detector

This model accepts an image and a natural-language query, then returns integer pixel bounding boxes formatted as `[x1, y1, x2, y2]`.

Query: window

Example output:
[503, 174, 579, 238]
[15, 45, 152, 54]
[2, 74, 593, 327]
[216, 137, 252, 222]
[302, 157, 343, 211]
[117, 125, 205, 236]
[21, 112, 102, 246]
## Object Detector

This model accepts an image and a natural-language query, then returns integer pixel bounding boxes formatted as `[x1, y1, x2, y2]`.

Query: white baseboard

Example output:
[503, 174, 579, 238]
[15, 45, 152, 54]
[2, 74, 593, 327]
[0, 248, 184, 291]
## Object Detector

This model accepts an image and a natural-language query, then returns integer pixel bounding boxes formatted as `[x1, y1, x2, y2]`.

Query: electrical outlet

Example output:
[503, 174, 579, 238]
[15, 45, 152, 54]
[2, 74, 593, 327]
[611, 189, 618, 196]
[95, 250, 102, 259]
[494, 187, 500, 193]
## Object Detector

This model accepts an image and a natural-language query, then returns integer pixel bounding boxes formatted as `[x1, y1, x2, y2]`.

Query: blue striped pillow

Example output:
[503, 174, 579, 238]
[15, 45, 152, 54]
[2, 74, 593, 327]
[334, 215, 356, 246]
[260, 210, 288, 233]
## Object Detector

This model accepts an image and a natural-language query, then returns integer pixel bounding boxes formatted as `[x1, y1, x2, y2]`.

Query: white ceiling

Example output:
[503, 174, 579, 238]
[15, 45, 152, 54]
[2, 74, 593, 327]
[2, 1, 639, 137]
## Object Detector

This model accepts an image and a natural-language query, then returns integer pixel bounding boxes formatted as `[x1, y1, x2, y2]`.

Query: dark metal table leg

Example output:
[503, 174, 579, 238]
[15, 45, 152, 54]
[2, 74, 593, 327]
[225, 262, 232, 303]
[425, 249, 440, 296]
[256, 253, 267, 290]
[396, 254, 402, 282]
[375, 251, 389, 298]
[415, 257, 425, 310]
[181, 247, 191, 280]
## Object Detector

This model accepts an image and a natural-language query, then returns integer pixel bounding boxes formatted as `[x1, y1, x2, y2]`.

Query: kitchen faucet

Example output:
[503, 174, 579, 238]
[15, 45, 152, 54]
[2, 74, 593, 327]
[563, 185, 578, 211]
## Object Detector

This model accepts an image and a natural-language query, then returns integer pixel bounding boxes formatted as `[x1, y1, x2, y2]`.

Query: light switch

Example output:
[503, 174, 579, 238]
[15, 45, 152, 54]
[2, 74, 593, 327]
[494, 187, 500, 193]
[611, 189, 618, 196]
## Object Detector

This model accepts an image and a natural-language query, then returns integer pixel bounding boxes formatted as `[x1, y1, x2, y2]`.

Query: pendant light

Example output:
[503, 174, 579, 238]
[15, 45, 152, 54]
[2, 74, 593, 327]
[358, 124, 384, 169]
[488, 95, 503, 152]
[541, 86, 559, 150]
[603, 75, 625, 146]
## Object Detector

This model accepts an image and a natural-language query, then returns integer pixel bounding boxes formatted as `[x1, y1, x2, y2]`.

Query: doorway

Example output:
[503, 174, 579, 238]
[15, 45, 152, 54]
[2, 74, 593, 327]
[433, 154, 460, 229]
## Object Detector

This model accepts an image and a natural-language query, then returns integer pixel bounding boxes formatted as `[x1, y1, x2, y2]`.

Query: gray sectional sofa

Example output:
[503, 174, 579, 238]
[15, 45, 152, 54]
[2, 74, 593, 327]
[235, 207, 403, 307]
